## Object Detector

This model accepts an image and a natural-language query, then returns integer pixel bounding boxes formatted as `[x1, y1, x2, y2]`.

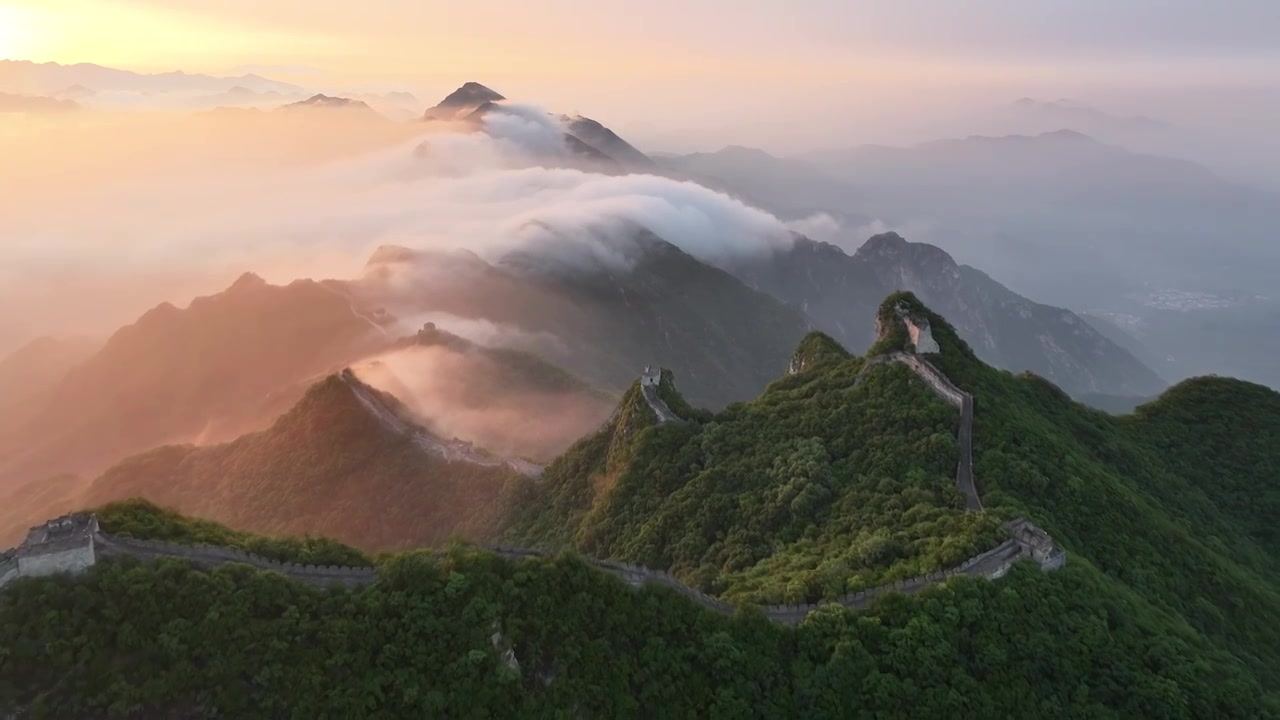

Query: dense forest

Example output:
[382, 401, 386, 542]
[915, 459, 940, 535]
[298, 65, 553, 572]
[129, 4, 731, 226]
[91, 498, 372, 566]
[3, 293, 1278, 716]
[501, 352, 1002, 604]
[502, 293, 1280, 702]
[1, 531, 1272, 718]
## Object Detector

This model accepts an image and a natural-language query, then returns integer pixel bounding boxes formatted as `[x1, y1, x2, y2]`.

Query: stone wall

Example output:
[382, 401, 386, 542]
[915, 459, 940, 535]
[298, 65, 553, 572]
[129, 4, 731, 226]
[0, 356, 1061, 625]
[17, 538, 98, 579]
[94, 534, 377, 588]
[3, 516, 1063, 627]
[638, 368, 682, 424]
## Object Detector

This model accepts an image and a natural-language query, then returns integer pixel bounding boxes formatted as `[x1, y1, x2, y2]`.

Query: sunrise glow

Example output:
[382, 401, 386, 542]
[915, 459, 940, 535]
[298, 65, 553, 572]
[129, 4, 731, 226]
[0, 4, 39, 60]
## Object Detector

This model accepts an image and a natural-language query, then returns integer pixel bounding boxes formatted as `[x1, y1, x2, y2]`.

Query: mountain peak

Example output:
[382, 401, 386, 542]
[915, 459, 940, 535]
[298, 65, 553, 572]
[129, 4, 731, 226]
[871, 291, 955, 357]
[226, 272, 268, 293]
[365, 244, 418, 267]
[788, 331, 851, 375]
[436, 82, 505, 109]
[1038, 128, 1093, 142]
[858, 231, 908, 254]
[283, 94, 373, 112]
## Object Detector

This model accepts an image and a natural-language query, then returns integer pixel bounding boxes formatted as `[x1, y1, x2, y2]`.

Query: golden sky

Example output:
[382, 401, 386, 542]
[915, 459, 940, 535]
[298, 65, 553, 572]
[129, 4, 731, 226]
[2, 1, 357, 75]
[6, 0, 1278, 89]
[4, 0, 1277, 154]
[1, 0, 733, 83]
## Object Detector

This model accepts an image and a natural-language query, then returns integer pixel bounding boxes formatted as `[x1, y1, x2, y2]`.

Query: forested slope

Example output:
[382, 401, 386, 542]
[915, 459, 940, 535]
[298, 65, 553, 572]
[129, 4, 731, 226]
[1, 533, 1271, 718]
[504, 292, 1280, 698]
[889, 293, 1280, 693]
[82, 375, 522, 551]
[501, 354, 1001, 604]
[2, 294, 1278, 716]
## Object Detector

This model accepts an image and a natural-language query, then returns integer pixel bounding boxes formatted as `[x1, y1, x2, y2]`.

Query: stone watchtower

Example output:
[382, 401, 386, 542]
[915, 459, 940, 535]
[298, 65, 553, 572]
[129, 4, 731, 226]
[0, 514, 100, 589]
[641, 365, 661, 387]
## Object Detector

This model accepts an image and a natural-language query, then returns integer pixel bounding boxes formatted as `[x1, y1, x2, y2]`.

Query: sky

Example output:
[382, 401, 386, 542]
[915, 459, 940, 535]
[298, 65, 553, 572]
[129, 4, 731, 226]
[1, 0, 1278, 171]
[0, 1, 1278, 351]
[3, 0, 1278, 151]
[4, 1, 1278, 89]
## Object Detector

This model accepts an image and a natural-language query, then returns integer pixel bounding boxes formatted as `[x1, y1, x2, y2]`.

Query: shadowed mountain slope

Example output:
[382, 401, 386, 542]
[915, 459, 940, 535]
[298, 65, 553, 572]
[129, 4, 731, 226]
[730, 232, 1165, 398]
[82, 372, 523, 551]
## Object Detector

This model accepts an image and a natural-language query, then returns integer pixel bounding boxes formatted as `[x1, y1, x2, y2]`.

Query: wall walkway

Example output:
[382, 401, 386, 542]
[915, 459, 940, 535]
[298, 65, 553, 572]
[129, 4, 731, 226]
[639, 367, 683, 424]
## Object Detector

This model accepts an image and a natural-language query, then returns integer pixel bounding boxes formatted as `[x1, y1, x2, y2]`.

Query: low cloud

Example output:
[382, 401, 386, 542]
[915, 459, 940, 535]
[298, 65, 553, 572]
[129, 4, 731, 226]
[786, 212, 843, 243]
[352, 343, 614, 461]
[0, 105, 797, 347]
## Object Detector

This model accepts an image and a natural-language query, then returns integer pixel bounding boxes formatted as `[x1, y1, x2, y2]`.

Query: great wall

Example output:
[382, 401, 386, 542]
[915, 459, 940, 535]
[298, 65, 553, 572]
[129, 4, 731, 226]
[340, 369, 545, 478]
[0, 514, 1062, 627]
[0, 304, 1066, 626]
[639, 366, 683, 424]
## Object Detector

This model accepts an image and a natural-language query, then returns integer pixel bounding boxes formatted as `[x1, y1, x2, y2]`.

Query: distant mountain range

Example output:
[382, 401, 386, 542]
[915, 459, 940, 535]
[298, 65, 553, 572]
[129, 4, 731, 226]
[0, 59, 302, 95]
[799, 129, 1280, 300]
[0, 60, 423, 117]
[729, 232, 1165, 398]
[350, 234, 810, 410]
[0, 92, 79, 113]
[655, 145, 861, 217]
[280, 93, 377, 115]
[4, 77, 1273, 558]
[656, 132, 1280, 394]
[0, 273, 391, 492]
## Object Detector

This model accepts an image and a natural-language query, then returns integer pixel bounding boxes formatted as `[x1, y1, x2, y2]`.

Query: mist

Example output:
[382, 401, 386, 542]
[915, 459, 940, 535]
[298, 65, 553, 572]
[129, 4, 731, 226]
[351, 343, 614, 462]
[0, 103, 797, 355]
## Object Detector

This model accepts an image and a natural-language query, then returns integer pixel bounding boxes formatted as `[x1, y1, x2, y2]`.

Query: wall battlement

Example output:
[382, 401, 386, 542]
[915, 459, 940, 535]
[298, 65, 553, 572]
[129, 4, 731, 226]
[639, 366, 683, 424]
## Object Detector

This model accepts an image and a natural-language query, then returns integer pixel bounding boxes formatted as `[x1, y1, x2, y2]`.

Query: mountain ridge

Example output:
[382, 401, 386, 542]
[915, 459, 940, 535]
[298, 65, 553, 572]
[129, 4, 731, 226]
[2, 294, 1278, 715]
[730, 232, 1165, 398]
[80, 370, 523, 551]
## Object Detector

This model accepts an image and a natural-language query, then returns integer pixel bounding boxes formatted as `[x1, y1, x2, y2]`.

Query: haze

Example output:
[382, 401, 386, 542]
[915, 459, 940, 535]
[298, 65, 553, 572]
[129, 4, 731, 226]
[5, 0, 1280, 151]
[2, 1, 1279, 380]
